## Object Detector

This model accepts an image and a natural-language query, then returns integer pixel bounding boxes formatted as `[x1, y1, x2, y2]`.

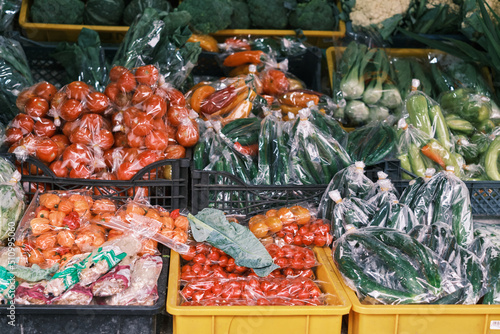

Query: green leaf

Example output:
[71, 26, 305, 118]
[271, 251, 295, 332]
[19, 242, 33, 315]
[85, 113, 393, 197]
[8, 264, 59, 282]
[188, 209, 279, 277]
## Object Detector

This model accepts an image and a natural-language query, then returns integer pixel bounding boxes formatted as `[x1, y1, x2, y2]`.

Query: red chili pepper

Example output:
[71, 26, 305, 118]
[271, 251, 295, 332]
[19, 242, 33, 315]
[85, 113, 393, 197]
[234, 142, 259, 157]
[200, 86, 237, 115]
[63, 211, 80, 230]
[170, 209, 180, 220]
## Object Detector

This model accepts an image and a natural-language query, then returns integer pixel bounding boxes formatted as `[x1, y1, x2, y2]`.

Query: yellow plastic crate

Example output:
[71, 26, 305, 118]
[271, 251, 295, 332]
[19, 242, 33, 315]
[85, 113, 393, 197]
[320, 247, 500, 334]
[19, 0, 129, 43]
[167, 247, 351, 334]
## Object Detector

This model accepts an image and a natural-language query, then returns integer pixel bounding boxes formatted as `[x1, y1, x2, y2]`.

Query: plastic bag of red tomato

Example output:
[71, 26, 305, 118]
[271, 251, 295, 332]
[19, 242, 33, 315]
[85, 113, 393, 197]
[248, 205, 333, 248]
[14, 190, 159, 270]
[180, 277, 326, 306]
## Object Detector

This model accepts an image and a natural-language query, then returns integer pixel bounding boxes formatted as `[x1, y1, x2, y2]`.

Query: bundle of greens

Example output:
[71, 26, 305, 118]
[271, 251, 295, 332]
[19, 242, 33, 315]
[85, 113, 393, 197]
[51, 28, 108, 92]
[0, 36, 33, 127]
[0, 0, 21, 33]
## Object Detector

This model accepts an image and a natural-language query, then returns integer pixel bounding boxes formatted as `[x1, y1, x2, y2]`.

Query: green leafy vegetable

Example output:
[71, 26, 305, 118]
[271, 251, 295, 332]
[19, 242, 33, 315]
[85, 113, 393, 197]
[31, 0, 84, 24]
[84, 0, 124, 26]
[52, 28, 108, 92]
[188, 209, 279, 277]
[123, 0, 171, 26]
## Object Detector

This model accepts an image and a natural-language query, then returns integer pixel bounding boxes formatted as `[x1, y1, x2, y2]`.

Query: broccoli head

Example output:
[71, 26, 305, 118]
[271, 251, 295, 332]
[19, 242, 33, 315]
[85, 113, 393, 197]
[178, 0, 233, 34]
[123, 0, 171, 26]
[289, 0, 338, 30]
[229, 0, 250, 29]
[31, 0, 84, 24]
[248, 0, 297, 29]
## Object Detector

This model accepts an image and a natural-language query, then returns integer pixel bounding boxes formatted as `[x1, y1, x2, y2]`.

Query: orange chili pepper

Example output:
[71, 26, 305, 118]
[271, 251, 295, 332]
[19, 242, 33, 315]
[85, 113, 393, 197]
[191, 85, 216, 113]
[188, 34, 219, 52]
[223, 50, 265, 67]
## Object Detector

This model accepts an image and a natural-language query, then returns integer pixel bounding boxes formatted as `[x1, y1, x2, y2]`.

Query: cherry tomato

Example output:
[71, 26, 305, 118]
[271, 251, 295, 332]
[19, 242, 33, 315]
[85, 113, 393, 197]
[145, 130, 168, 151]
[5, 127, 23, 145]
[176, 121, 199, 148]
[114, 132, 128, 147]
[50, 160, 69, 178]
[94, 129, 114, 150]
[69, 164, 92, 179]
[135, 65, 159, 86]
[86, 92, 109, 113]
[136, 150, 161, 167]
[11, 114, 34, 134]
[131, 112, 154, 136]
[143, 95, 167, 119]
[166, 105, 189, 127]
[62, 144, 92, 166]
[50, 91, 66, 110]
[25, 97, 49, 118]
[131, 84, 153, 105]
[60, 99, 83, 121]
[34, 82, 57, 101]
[67, 81, 90, 101]
[33, 118, 57, 137]
[218, 255, 228, 268]
[109, 66, 129, 82]
[117, 71, 137, 93]
[116, 161, 137, 180]
[35, 138, 59, 163]
[69, 127, 92, 145]
[193, 253, 207, 265]
[104, 82, 120, 103]
[126, 132, 146, 148]
[261, 69, 289, 96]
[314, 235, 326, 247]
[181, 246, 196, 261]
[302, 232, 315, 246]
[16, 89, 36, 111]
[63, 211, 80, 230]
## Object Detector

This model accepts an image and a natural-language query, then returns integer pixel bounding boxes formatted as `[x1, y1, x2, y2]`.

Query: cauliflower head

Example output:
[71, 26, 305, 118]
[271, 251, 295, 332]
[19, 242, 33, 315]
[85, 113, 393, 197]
[349, 0, 411, 29]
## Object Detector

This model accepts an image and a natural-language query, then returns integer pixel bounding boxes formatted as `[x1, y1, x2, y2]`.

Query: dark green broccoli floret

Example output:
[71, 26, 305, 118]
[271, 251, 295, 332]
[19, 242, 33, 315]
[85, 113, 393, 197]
[247, 0, 296, 29]
[84, 0, 124, 26]
[289, 0, 338, 30]
[178, 0, 233, 34]
[123, 0, 171, 26]
[229, 0, 250, 29]
[31, 0, 84, 24]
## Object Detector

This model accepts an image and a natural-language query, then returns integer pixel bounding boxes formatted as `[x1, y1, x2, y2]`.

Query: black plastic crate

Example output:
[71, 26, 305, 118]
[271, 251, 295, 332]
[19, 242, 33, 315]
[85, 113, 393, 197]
[0, 249, 170, 334]
[2, 153, 190, 210]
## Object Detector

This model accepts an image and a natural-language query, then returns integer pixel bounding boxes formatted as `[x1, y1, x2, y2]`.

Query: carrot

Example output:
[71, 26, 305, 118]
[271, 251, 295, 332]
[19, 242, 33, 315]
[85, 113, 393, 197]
[421, 145, 446, 168]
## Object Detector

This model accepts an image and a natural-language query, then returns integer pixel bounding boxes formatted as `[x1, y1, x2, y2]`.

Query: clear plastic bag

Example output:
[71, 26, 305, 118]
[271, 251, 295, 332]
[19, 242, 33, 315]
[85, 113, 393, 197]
[265, 244, 318, 271]
[368, 200, 416, 233]
[333, 227, 471, 305]
[367, 179, 399, 209]
[0, 156, 25, 241]
[289, 107, 352, 185]
[409, 223, 487, 304]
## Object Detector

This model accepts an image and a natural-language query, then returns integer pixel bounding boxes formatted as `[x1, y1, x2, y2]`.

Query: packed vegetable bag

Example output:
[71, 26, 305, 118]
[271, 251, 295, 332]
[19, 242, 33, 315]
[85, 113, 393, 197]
[333, 227, 471, 305]
[247, 204, 333, 248]
[0, 157, 25, 243]
[332, 42, 403, 127]
[289, 107, 352, 185]
[409, 223, 487, 304]
[323, 190, 377, 240]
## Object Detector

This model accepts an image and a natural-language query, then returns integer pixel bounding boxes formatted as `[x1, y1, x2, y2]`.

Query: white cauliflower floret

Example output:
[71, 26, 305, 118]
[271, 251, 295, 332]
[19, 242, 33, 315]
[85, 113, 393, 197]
[350, 0, 411, 29]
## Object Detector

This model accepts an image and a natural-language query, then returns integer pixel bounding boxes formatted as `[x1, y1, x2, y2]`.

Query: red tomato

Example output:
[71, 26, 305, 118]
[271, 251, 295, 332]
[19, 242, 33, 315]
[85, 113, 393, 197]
[35, 138, 59, 163]
[122, 107, 140, 128]
[193, 253, 206, 265]
[136, 150, 161, 168]
[176, 121, 199, 147]
[50, 160, 69, 178]
[60, 99, 83, 121]
[16, 89, 36, 111]
[126, 132, 145, 148]
[62, 144, 92, 166]
[131, 113, 154, 136]
[69, 164, 92, 179]
[165, 145, 186, 159]
[135, 65, 159, 86]
[123, 148, 140, 162]
[80, 113, 106, 130]
[261, 69, 289, 96]
[33, 118, 56, 137]
[109, 66, 129, 82]
[116, 161, 137, 180]
[62, 120, 77, 137]
[95, 129, 114, 150]
[164, 88, 185, 106]
[151, 117, 167, 132]
[131, 84, 153, 105]
[104, 82, 120, 103]
[142, 95, 167, 118]
[50, 91, 66, 110]
[5, 127, 23, 145]
[114, 132, 128, 147]
[66, 81, 90, 101]
[145, 130, 168, 151]
[302, 232, 314, 246]
[166, 105, 189, 127]
[69, 127, 92, 145]
[117, 71, 137, 93]
[11, 113, 34, 134]
[34, 82, 57, 101]
[86, 92, 109, 113]
[63, 211, 81, 229]
[24, 97, 49, 118]
[181, 246, 196, 261]
[51, 134, 70, 156]
[313, 234, 326, 247]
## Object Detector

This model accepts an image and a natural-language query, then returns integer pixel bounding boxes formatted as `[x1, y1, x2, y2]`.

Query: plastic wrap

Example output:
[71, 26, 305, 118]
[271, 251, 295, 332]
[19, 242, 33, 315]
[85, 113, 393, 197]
[180, 277, 325, 306]
[289, 107, 352, 185]
[0, 157, 25, 241]
[368, 188, 416, 233]
[0, 265, 16, 304]
[409, 223, 487, 304]
[346, 120, 396, 166]
[333, 227, 470, 305]
[375, 171, 399, 196]
[14, 281, 50, 305]
[50, 284, 93, 305]
[247, 205, 312, 238]
[104, 254, 162, 306]
[367, 180, 399, 209]
[265, 244, 318, 270]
